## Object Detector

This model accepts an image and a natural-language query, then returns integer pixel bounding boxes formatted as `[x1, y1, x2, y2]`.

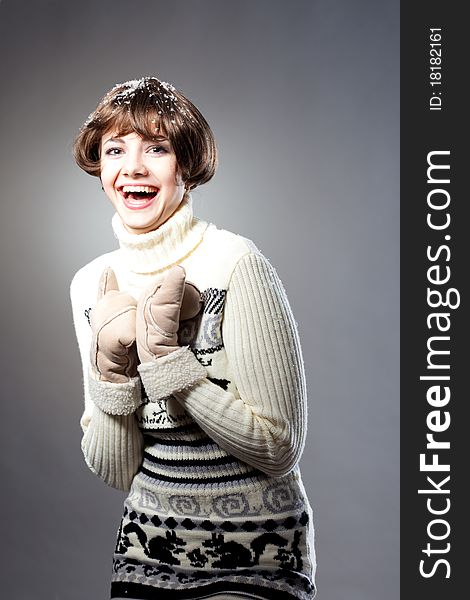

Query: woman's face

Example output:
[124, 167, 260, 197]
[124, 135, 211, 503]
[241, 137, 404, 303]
[100, 131, 185, 234]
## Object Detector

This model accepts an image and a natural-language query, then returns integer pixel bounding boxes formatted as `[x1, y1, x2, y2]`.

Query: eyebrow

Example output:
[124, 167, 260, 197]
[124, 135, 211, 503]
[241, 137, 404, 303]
[102, 136, 124, 145]
[102, 135, 169, 145]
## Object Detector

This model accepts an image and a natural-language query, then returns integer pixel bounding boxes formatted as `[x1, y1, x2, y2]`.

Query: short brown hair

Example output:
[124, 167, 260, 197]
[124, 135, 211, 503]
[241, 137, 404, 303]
[73, 77, 217, 190]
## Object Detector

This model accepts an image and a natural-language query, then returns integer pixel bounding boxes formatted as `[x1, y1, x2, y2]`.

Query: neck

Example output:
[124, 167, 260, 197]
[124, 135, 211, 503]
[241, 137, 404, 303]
[112, 195, 208, 275]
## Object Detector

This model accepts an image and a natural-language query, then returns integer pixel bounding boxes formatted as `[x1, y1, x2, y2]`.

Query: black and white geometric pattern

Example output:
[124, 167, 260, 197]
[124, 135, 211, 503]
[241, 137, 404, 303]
[178, 287, 226, 357]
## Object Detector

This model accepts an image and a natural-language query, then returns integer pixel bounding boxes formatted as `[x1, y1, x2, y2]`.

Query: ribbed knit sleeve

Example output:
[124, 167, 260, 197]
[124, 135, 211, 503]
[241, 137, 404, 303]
[81, 405, 144, 491]
[173, 252, 308, 477]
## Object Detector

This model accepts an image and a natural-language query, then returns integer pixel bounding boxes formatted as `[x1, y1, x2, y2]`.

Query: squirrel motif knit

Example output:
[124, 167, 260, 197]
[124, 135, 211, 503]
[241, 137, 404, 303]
[70, 197, 316, 599]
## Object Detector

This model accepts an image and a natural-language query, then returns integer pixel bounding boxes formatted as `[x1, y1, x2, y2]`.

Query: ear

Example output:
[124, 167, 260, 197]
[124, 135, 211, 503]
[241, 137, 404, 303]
[97, 267, 119, 301]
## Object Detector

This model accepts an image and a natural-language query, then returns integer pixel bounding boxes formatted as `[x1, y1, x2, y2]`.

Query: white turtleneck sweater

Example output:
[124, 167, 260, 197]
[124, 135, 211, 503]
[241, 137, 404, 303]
[70, 197, 308, 492]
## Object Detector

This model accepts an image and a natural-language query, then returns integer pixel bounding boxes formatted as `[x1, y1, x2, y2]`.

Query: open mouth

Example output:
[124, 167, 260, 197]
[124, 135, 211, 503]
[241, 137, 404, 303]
[120, 185, 159, 200]
[119, 185, 159, 208]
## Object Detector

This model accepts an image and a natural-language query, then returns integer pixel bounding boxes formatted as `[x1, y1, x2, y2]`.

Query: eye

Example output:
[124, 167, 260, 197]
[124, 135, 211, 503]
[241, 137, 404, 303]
[104, 147, 123, 156]
[148, 145, 168, 154]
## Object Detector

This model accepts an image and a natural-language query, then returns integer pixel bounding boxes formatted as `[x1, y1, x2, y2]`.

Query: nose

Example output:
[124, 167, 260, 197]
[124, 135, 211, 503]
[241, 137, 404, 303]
[122, 149, 148, 177]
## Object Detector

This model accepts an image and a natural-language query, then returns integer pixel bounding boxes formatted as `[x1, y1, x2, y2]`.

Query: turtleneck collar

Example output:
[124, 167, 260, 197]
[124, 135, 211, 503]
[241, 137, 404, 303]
[111, 195, 209, 275]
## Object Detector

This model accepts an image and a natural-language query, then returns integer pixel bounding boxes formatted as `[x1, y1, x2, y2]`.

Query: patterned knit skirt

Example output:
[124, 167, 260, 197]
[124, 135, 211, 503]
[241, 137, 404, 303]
[110, 428, 316, 599]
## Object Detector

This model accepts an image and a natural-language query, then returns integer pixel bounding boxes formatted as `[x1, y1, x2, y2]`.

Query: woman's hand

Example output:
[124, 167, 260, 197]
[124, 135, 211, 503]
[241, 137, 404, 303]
[136, 265, 201, 363]
[90, 268, 138, 383]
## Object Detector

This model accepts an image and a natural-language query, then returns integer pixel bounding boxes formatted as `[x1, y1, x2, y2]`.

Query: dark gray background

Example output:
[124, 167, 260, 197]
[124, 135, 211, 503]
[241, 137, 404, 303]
[0, 1, 399, 598]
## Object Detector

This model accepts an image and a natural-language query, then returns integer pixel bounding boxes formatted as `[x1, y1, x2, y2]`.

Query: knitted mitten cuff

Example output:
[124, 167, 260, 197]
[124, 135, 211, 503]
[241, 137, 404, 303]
[88, 371, 143, 415]
[138, 346, 206, 402]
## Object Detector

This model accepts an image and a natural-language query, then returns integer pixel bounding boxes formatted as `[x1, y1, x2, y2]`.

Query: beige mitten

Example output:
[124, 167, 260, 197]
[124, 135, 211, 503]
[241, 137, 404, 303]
[136, 265, 202, 363]
[90, 268, 138, 383]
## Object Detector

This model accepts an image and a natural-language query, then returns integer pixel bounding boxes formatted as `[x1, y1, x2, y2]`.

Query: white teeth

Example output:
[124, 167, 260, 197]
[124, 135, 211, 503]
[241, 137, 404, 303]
[121, 185, 158, 193]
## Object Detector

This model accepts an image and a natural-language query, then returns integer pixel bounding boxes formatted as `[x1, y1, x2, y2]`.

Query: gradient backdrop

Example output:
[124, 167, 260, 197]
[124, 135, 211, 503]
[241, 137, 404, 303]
[0, 1, 399, 598]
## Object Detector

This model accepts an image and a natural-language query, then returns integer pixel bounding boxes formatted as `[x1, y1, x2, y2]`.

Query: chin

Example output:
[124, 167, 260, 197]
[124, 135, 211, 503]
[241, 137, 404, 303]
[121, 215, 163, 234]
[124, 222, 157, 234]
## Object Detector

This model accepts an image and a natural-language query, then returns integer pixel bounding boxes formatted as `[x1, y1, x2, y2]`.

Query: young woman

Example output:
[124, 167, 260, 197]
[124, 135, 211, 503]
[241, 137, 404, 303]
[70, 77, 316, 599]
